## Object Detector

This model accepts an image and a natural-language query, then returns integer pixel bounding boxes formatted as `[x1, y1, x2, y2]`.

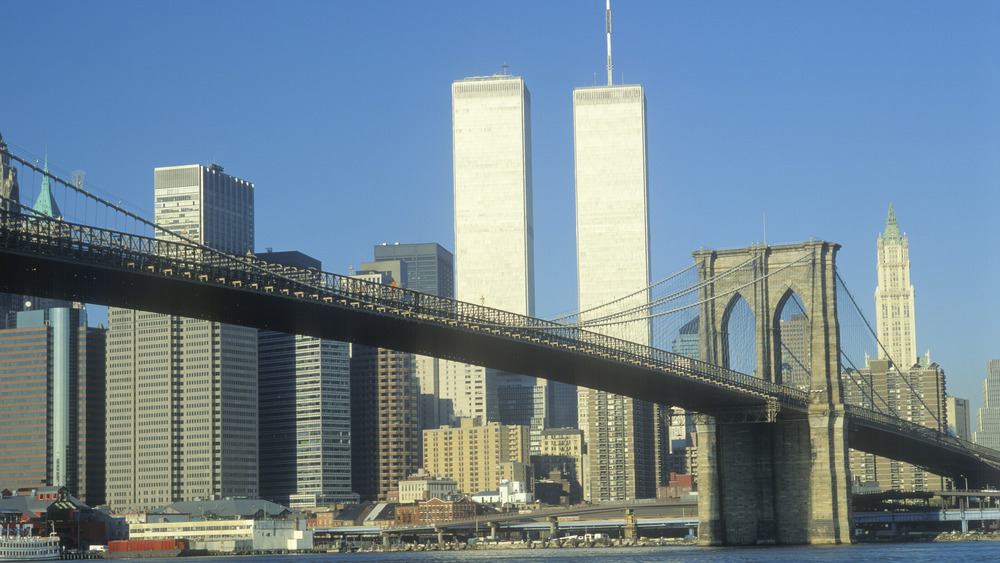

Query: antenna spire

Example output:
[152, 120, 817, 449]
[606, 0, 613, 85]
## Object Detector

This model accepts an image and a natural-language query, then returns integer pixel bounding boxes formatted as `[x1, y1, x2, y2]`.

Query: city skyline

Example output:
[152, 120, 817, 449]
[2, 1, 997, 415]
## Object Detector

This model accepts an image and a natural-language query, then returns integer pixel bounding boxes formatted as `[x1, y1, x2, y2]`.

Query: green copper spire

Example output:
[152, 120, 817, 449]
[883, 203, 900, 242]
[32, 155, 63, 219]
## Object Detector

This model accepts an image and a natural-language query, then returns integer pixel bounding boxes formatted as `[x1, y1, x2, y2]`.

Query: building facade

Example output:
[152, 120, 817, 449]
[946, 395, 971, 441]
[365, 243, 454, 433]
[256, 251, 356, 508]
[875, 204, 918, 368]
[422, 419, 530, 496]
[0, 307, 105, 505]
[448, 74, 547, 431]
[974, 360, 1000, 451]
[350, 345, 419, 502]
[106, 164, 258, 511]
[842, 359, 947, 490]
[573, 83, 656, 501]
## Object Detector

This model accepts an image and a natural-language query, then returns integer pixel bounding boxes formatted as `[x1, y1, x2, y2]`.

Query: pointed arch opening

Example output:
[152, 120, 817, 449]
[721, 294, 756, 377]
[775, 290, 810, 391]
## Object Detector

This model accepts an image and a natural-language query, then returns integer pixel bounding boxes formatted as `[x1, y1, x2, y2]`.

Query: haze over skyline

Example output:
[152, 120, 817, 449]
[3, 1, 998, 418]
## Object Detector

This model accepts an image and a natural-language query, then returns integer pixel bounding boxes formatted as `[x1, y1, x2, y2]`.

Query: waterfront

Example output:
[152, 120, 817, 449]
[101, 542, 1000, 562]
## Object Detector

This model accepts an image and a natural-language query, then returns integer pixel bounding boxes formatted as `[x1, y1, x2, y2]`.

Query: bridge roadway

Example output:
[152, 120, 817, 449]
[2, 214, 1000, 484]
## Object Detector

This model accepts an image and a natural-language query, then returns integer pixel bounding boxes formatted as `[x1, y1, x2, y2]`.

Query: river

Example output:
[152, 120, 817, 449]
[104, 542, 1000, 562]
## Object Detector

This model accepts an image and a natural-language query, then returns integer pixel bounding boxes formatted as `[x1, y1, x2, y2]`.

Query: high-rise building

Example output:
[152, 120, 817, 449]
[350, 344, 419, 502]
[573, 80, 656, 502]
[946, 396, 971, 441]
[449, 73, 544, 430]
[875, 204, 918, 368]
[257, 251, 356, 508]
[422, 419, 530, 496]
[843, 359, 947, 490]
[974, 360, 1000, 451]
[780, 312, 811, 392]
[0, 307, 105, 505]
[106, 164, 257, 511]
[365, 243, 454, 432]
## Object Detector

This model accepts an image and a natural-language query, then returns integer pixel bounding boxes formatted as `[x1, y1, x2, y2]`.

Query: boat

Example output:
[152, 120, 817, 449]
[0, 524, 60, 561]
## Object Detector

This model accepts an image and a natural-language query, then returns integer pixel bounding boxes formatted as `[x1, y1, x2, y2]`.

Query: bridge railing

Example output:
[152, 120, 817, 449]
[2, 211, 811, 410]
[844, 404, 1000, 466]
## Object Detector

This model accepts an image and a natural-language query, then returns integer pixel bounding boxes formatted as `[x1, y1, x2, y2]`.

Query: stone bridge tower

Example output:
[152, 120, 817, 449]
[692, 241, 853, 545]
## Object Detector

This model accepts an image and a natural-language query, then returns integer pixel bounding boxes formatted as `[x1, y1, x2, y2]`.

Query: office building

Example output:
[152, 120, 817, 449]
[946, 396, 971, 441]
[573, 80, 657, 501]
[0, 307, 105, 504]
[531, 428, 584, 504]
[350, 341, 419, 502]
[106, 164, 257, 511]
[842, 359, 947, 490]
[875, 204, 918, 368]
[366, 243, 454, 432]
[256, 250, 356, 508]
[449, 73, 536, 429]
[974, 360, 1000, 451]
[422, 418, 530, 496]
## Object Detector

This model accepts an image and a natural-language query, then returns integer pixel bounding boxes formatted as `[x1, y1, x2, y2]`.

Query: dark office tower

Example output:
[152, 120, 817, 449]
[350, 345, 419, 502]
[257, 250, 357, 508]
[365, 243, 455, 432]
[106, 164, 257, 512]
[0, 307, 105, 505]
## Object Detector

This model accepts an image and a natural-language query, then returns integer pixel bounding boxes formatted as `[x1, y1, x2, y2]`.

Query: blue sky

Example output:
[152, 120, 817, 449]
[4, 1, 999, 419]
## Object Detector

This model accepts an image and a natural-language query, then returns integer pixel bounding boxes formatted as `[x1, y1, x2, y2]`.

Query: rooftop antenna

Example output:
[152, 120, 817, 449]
[606, 0, 613, 85]
[501, 62, 509, 75]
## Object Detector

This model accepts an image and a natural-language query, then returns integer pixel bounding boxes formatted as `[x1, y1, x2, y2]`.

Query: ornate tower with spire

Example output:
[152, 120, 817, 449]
[875, 204, 917, 368]
[32, 156, 62, 219]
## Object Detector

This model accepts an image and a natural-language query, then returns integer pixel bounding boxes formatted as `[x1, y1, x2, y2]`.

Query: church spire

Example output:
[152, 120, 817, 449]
[883, 203, 901, 242]
[33, 154, 63, 219]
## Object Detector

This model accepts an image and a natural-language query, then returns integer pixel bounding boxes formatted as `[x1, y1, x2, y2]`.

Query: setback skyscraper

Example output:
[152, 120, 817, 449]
[106, 164, 258, 511]
[875, 204, 918, 368]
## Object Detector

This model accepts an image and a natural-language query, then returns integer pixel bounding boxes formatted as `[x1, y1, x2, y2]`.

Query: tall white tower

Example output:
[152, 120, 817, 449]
[875, 204, 918, 368]
[446, 74, 535, 425]
[573, 3, 656, 500]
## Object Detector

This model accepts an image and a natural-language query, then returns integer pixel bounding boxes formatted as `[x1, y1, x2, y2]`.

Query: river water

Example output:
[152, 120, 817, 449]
[105, 542, 1000, 562]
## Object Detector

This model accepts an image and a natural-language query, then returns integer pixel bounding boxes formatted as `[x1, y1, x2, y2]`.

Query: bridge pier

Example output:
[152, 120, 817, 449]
[489, 521, 499, 539]
[435, 526, 445, 546]
[548, 516, 559, 539]
[696, 406, 853, 545]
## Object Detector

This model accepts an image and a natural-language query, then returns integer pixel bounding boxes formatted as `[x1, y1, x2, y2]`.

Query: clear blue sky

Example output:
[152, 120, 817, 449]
[4, 1, 999, 420]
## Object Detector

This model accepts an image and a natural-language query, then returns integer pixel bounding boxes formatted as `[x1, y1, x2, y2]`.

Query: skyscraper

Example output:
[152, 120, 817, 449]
[974, 360, 1000, 451]
[448, 73, 536, 426]
[257, 251, 356, 508]
[875, 204, 917, 368]
[365, 243, 454, 432]
[842, 359, 947, 491]
[946, 395, 971, 441]
[0, 307, 105, 504]
[106, 164, 257, 511]
[573, 76, 656, 500]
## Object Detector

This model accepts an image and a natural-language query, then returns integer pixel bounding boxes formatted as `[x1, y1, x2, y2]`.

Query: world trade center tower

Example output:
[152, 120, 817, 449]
[573, 82, 657, 502]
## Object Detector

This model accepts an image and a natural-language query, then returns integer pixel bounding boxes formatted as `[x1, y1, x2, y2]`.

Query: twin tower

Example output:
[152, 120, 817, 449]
[452, 74, 655, 502]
